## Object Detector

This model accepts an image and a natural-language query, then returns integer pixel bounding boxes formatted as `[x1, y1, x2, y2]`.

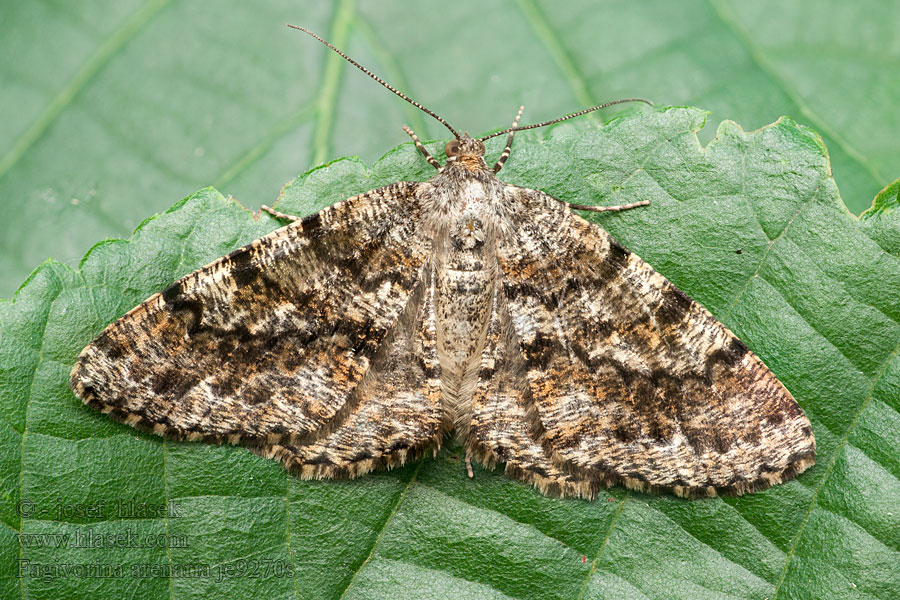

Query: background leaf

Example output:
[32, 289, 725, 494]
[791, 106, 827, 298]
[2, 107, 898, 599]
[2, 0, 899, 296]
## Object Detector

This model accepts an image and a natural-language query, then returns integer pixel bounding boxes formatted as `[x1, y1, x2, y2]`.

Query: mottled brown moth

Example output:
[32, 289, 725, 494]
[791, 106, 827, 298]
[70, 25, 815, 499]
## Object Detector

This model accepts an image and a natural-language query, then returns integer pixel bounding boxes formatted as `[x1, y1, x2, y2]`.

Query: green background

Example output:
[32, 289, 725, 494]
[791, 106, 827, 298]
[2, 1, 899, 599]
[2, 105, 899, 599]
[2, 0, 899, 297]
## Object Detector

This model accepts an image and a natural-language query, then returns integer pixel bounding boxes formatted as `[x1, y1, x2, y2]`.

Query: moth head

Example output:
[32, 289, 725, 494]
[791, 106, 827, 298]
[445, 134, 486, 159]
[445, 134, 488, 172]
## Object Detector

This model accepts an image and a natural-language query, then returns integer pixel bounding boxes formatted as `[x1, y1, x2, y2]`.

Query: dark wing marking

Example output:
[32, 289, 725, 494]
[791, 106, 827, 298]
[491, 186, 815, 498]
[71, 182, 438, 457]
[468, 284, 600, 498]
[253, 268, 445, 478]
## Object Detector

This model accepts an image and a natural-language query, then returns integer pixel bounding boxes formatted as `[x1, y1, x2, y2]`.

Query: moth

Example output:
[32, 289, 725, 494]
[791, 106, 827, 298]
[70, 25, 815, 499]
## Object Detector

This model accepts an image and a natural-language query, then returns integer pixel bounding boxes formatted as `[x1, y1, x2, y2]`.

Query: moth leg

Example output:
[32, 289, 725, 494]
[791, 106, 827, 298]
[465, 453, 474, 478]
[492, 105, 525, 173]
[402, 125, 442, 171]
[260, 204, 301, 221]
[567, 199, 650, 213]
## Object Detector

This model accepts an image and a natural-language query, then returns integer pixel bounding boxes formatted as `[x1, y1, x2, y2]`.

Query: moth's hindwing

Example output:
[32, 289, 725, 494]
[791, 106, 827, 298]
[70, 181, 444, 476]
[469, 186, 815, 498]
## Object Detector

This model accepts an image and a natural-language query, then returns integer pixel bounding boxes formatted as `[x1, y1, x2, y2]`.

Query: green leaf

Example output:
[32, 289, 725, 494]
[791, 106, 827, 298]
[2, 107, 898, 599]
[2, 0, 899, 296]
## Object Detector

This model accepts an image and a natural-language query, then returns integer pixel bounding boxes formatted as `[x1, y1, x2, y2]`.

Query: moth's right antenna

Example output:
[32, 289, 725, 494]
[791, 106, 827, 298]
[479, 98, 654, 142]
[288, 24, 460, 139]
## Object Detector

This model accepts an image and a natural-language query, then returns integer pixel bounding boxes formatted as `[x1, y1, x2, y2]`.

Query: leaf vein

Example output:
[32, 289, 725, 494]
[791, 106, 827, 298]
[721, 178, 823, 320]
[788, 234, 900, 346]
[706, 0, 888, 188]
[311, 0, 357, 167]
[514, 0, 597, 110]
[16, 265, 64, 600]
[814, 495, 900, 554]
[646, 500, 776, 589]
[214, 104, 319, 191]
[352, 16, 430, 138]
[577, 493, 628, 600]
[770, 336, 900, 599]
[283, 474, 303, 600]
[337, 460, 423, 600]
[414, 481, 579, 554]
[0, 0, 174, 182]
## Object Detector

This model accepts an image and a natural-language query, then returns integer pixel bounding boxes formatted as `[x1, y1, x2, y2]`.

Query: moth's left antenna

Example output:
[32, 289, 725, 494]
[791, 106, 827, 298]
[288, 24, 460, 139]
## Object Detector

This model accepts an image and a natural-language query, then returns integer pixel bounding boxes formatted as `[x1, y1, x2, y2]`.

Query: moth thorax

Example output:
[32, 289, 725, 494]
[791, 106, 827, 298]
[451, 217, 485, 251]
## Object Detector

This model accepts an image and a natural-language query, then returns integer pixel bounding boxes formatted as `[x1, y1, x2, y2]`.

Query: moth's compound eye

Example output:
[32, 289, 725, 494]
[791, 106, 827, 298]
[476, 141, 485, 155]
[445, 140, 460, 157]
